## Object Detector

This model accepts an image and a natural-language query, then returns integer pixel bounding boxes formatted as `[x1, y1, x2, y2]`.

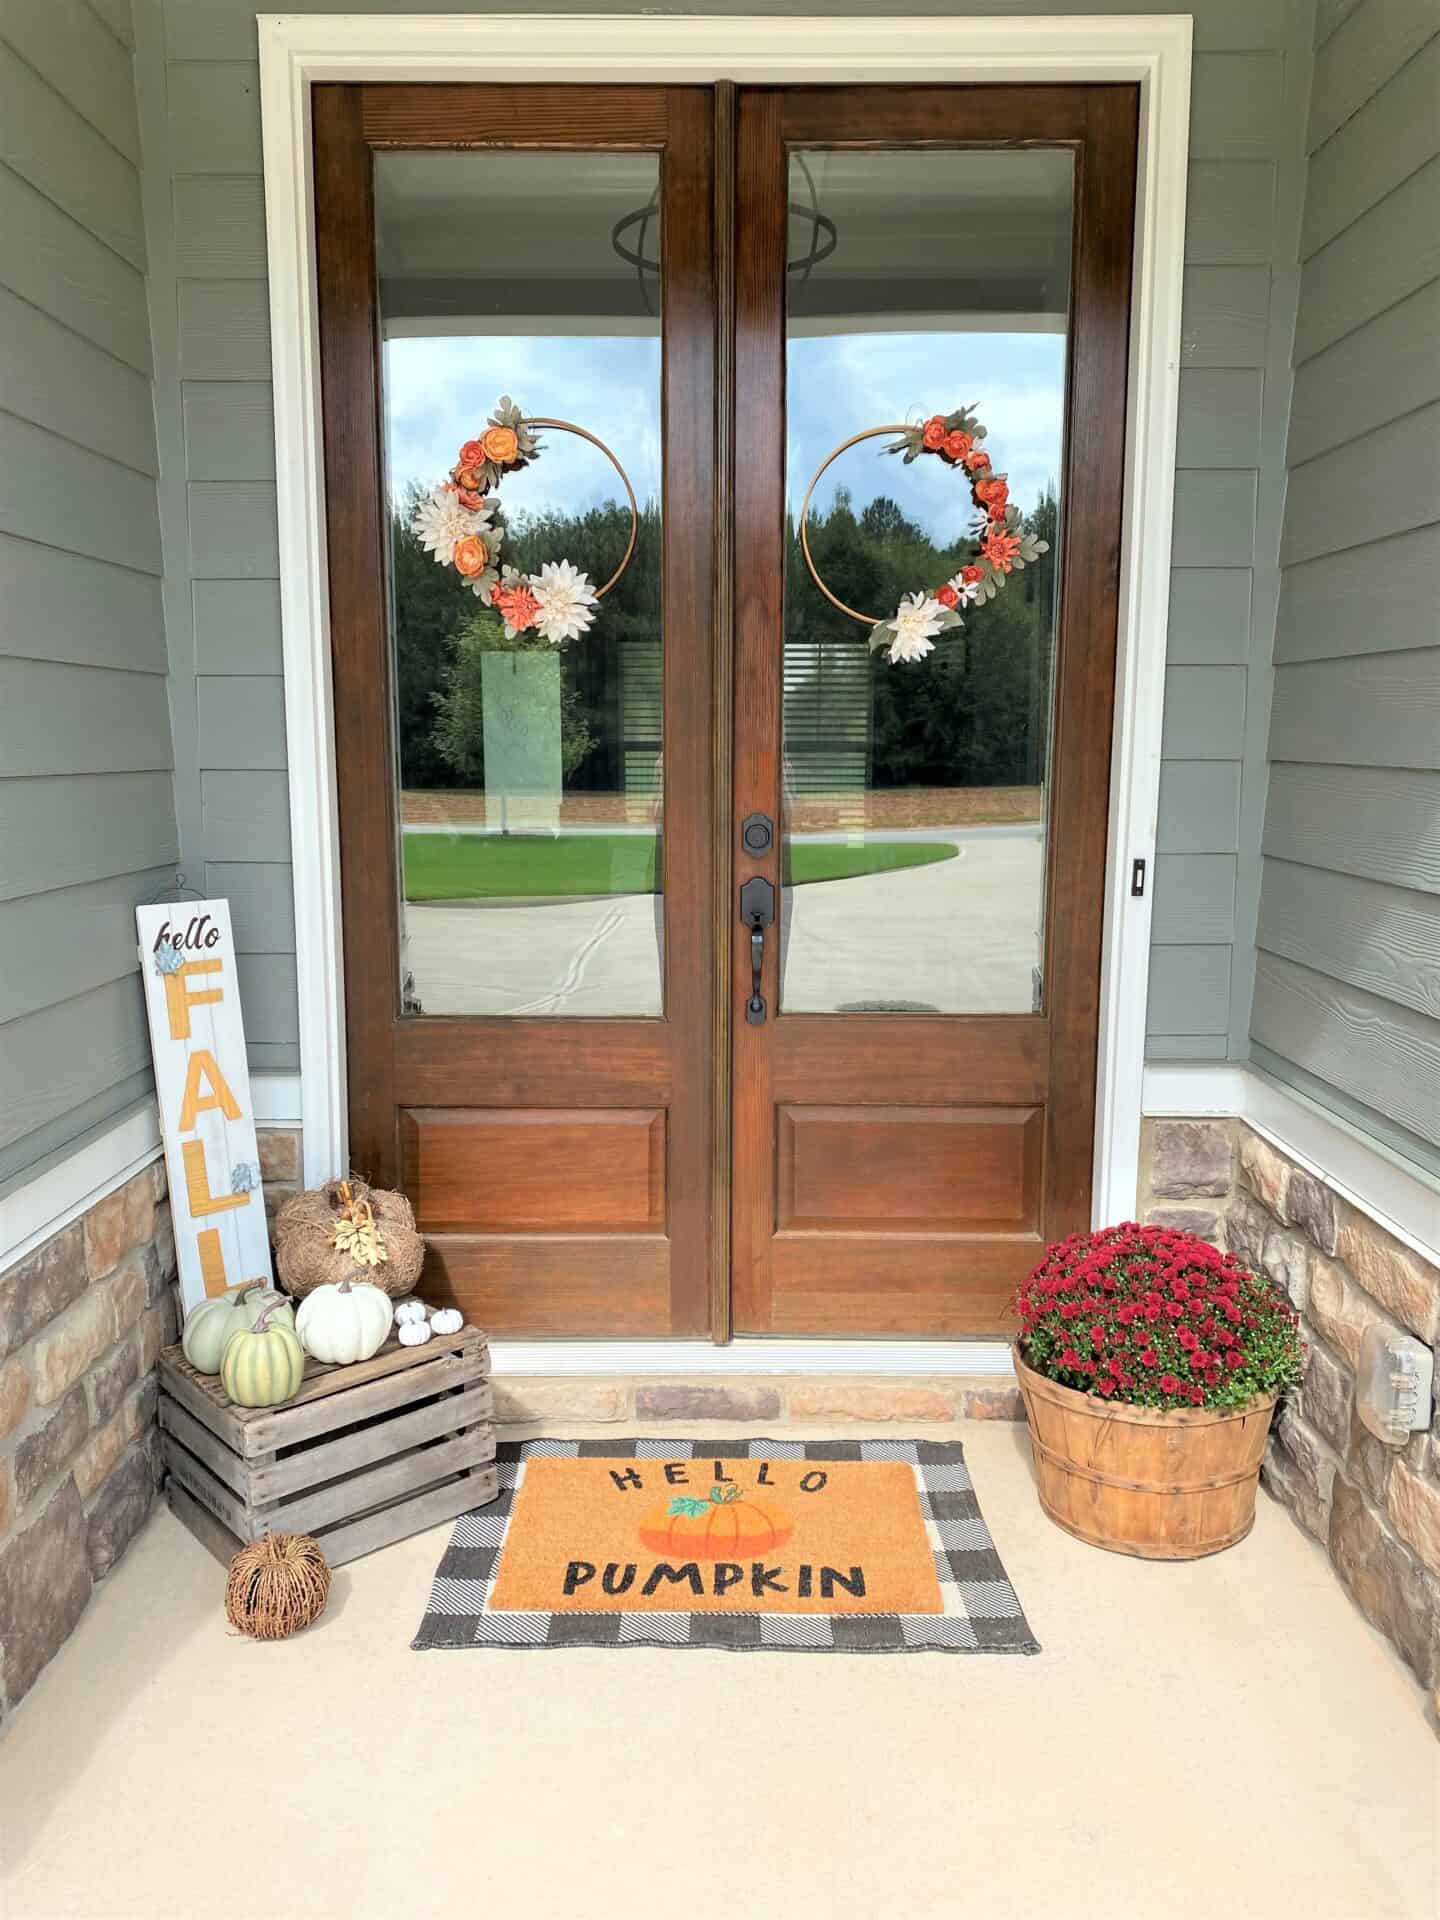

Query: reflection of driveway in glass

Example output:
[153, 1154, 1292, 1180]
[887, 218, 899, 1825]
[781, 826, 1043, 1015]
[400, 825, 1041, 1019]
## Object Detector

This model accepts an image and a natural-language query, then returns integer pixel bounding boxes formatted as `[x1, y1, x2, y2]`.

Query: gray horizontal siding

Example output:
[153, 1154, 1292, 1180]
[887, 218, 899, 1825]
[1268, 651, 1440, 770]
[1252, 4, 1440, 1167]
[161, 0, 1294, 62]
[0, 42, 145, 266]
[1263, 765, 1440, 891]
[0, 7, 173, 1189]
[0, 867, 175, 1025]
[0, 659, 173, 776]
[1287, 280, 1440, 465]
[1257, 859, 1440, 1023]
[0, 0, 140, 161]
[1274, 524, 1440, 664]
[0, 534, 165, 672]
[1252, 953, 1440, 1149]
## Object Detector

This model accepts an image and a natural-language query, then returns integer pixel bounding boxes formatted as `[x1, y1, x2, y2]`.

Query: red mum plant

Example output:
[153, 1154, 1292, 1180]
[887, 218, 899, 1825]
[1013, 1223, 1303, 1412]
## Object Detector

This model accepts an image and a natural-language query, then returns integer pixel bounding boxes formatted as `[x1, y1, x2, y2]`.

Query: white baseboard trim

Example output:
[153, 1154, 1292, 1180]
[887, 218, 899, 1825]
[1143, 1062, 1440, 1266]
[488, 1340, 1017, 1377]
[0, 1072, 304, 1275]
[252, 1073, 303, 1125]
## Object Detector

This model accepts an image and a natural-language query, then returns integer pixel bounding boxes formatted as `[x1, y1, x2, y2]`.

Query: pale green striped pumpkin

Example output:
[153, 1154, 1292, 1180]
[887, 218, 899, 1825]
[219, 1307, 306, 1408]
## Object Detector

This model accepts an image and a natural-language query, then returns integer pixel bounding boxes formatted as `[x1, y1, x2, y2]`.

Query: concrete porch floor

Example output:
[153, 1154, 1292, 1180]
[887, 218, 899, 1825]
[1, 1418, 1434, 1920]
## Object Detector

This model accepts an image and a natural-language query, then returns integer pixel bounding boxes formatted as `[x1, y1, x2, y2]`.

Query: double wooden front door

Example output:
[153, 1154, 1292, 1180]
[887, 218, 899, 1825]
[315, 80, 1137, 1340]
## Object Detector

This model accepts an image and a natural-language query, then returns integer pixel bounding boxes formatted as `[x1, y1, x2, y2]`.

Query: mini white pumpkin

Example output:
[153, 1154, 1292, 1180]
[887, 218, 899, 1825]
[394, 1299, 429, 1325]
[430, 1308, 463, 1335]
[295, 1277, 393, 1366]
[397, 1319, 433, 1346]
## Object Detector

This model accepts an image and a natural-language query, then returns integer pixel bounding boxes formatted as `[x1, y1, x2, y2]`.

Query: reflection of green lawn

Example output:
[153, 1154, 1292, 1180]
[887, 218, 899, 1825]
[402, 831, 957, 900]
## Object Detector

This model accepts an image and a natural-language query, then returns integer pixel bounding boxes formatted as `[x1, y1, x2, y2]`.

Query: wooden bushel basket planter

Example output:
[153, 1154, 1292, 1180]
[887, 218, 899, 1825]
[1014, 1347, 1278, 1560]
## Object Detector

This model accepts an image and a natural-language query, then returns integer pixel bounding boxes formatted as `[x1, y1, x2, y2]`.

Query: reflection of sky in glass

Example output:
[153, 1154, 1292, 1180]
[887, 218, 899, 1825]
[385, 330, 1065, 530]
[789, 333, 1066, 535]
[384, 334, 663, 515]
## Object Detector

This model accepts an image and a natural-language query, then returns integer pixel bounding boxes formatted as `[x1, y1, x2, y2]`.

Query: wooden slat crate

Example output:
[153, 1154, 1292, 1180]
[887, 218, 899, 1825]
[159, 1324, 497, 1567]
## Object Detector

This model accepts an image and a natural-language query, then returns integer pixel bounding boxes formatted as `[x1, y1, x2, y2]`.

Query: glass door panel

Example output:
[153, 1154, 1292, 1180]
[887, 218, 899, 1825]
[375, 149, 665, 1018]
[780, 148, 1072, 1015]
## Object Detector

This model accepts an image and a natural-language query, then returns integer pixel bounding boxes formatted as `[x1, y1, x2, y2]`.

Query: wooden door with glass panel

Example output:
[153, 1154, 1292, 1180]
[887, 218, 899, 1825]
[313, 85, 716, 1335]
[731, 86, 1138, 1334]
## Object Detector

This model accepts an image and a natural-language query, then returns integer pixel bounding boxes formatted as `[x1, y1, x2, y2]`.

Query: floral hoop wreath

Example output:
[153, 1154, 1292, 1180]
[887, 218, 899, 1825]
[798, 405, 1050, 665]
[411, 395, 638, 646]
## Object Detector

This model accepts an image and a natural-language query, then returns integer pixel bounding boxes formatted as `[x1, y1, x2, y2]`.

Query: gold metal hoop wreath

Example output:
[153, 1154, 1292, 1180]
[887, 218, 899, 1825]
[521, 416, 639, 599]
[411, 399, 641, 634]
[798, 424, 920, 627]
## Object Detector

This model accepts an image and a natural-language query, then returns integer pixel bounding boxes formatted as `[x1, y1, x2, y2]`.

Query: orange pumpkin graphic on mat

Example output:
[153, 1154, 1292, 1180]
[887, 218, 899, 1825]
[639, 1484, 793, 1560]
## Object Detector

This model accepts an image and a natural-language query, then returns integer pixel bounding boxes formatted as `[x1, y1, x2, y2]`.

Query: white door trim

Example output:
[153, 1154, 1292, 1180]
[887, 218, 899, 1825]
[258, 12, 1192, 1217]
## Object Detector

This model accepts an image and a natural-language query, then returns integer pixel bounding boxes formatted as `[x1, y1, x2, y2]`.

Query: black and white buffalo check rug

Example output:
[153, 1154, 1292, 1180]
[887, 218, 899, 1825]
[412, 1438, 1039, 1655]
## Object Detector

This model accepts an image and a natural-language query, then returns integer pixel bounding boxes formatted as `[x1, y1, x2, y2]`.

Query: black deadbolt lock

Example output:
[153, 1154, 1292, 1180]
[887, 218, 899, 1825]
[741, 811, 774, 855]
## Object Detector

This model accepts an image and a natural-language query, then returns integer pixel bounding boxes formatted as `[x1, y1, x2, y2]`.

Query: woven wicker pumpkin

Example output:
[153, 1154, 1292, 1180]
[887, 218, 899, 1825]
[225, 1532, 331, 1639]
[273, 1177, 424, 1302]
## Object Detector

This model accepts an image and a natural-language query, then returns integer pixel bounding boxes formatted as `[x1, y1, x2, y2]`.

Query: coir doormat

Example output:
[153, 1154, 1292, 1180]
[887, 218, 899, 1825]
[412, 1439, 1039, 1654]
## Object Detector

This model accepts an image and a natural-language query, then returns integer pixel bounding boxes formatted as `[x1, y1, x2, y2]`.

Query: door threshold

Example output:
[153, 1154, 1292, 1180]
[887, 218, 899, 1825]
[489, 1338, 1015, 1376]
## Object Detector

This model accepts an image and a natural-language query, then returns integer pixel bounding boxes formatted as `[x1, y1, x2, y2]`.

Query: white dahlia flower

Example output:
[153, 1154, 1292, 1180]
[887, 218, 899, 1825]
[882, 592, 945, 664]
[530, 559, 599, 646]
[411, 485, 492, 561]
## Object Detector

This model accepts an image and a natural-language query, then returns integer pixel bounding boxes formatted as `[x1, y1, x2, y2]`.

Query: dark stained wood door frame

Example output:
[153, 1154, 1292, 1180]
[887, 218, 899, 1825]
[731, 85, 1139, 1334]
[315, 80, 1138, 1342]
[313, 84, 718, 1335]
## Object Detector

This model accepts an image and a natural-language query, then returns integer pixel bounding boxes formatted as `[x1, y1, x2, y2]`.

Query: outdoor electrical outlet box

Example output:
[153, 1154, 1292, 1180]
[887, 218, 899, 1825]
[1355, 1323, 1434, 1448]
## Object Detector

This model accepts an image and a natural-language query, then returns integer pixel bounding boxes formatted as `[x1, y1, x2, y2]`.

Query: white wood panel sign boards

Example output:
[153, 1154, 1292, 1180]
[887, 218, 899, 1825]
[135, 899, 275, 1312]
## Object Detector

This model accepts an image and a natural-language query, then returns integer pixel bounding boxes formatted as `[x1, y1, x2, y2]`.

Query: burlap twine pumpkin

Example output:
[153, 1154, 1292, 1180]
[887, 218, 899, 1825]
[273, 1176, 424, 1301]
[225, 1532, 331, 1640]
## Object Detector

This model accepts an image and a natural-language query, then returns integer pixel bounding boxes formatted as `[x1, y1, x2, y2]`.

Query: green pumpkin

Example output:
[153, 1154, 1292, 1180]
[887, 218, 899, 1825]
[219, 1305, 306, 1408]
[182, 1285, 294, 1375]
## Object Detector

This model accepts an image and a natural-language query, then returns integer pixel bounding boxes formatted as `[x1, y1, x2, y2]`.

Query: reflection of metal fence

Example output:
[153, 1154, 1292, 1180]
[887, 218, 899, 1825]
[620, 631, 662, 821]
[783, 633, 870, 796]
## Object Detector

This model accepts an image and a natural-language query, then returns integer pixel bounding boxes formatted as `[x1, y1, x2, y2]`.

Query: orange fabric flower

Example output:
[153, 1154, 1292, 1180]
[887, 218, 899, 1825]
[457, 439, 488, 471]
[935, 582, 959, 609]
[975, 477, 1010, 516]
[982, 529, 1022, 573]
[456, 487, 485, 510]
[452, 465, 482, 492]
[964, 449, 992, 474]
[921, 419, 947, 451]
[960, 564, 984, 585]
[493, 582, 540, 631]
[943, 429, 972, 462]
[452, 534, 489, 577]
[482, 425, 520, 465]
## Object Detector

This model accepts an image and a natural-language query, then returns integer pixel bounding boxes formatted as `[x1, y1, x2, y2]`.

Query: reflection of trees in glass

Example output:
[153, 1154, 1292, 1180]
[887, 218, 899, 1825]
[391, 488, 661, 792]
[431, 609, 593, 782]
[392, 479, 1058, 796]
[788, 485, 1059, 790]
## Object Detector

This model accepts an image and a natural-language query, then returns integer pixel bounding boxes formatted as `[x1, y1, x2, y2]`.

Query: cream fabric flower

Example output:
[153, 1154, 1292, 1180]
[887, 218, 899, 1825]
[530, 560, 599, 645]
[883, 592, 946, 664]
[412, 485, 492, 560]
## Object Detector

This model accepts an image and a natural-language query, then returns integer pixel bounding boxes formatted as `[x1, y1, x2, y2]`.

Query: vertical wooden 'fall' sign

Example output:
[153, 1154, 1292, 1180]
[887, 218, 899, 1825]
[135, 900, 275, 1313]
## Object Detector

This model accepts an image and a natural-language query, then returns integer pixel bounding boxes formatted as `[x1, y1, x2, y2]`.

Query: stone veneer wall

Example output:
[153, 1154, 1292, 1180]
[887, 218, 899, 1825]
[1140, 1117, 1440, 1710]
[0, 1125, 302, 1721]
[490, 1378, 1024, 1426]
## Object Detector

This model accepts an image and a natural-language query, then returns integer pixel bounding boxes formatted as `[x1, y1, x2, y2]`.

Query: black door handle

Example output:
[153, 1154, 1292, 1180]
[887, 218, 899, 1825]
[740, 876, 775, 1026]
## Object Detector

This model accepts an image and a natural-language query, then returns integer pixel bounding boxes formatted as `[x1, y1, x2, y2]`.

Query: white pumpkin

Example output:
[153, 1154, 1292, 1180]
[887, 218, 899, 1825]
[394, 1299, 428, 1325]
[397, 1319, 433, 1346]
[295, 1278, 393, 1366]
[430, 1308, 463, 1335]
